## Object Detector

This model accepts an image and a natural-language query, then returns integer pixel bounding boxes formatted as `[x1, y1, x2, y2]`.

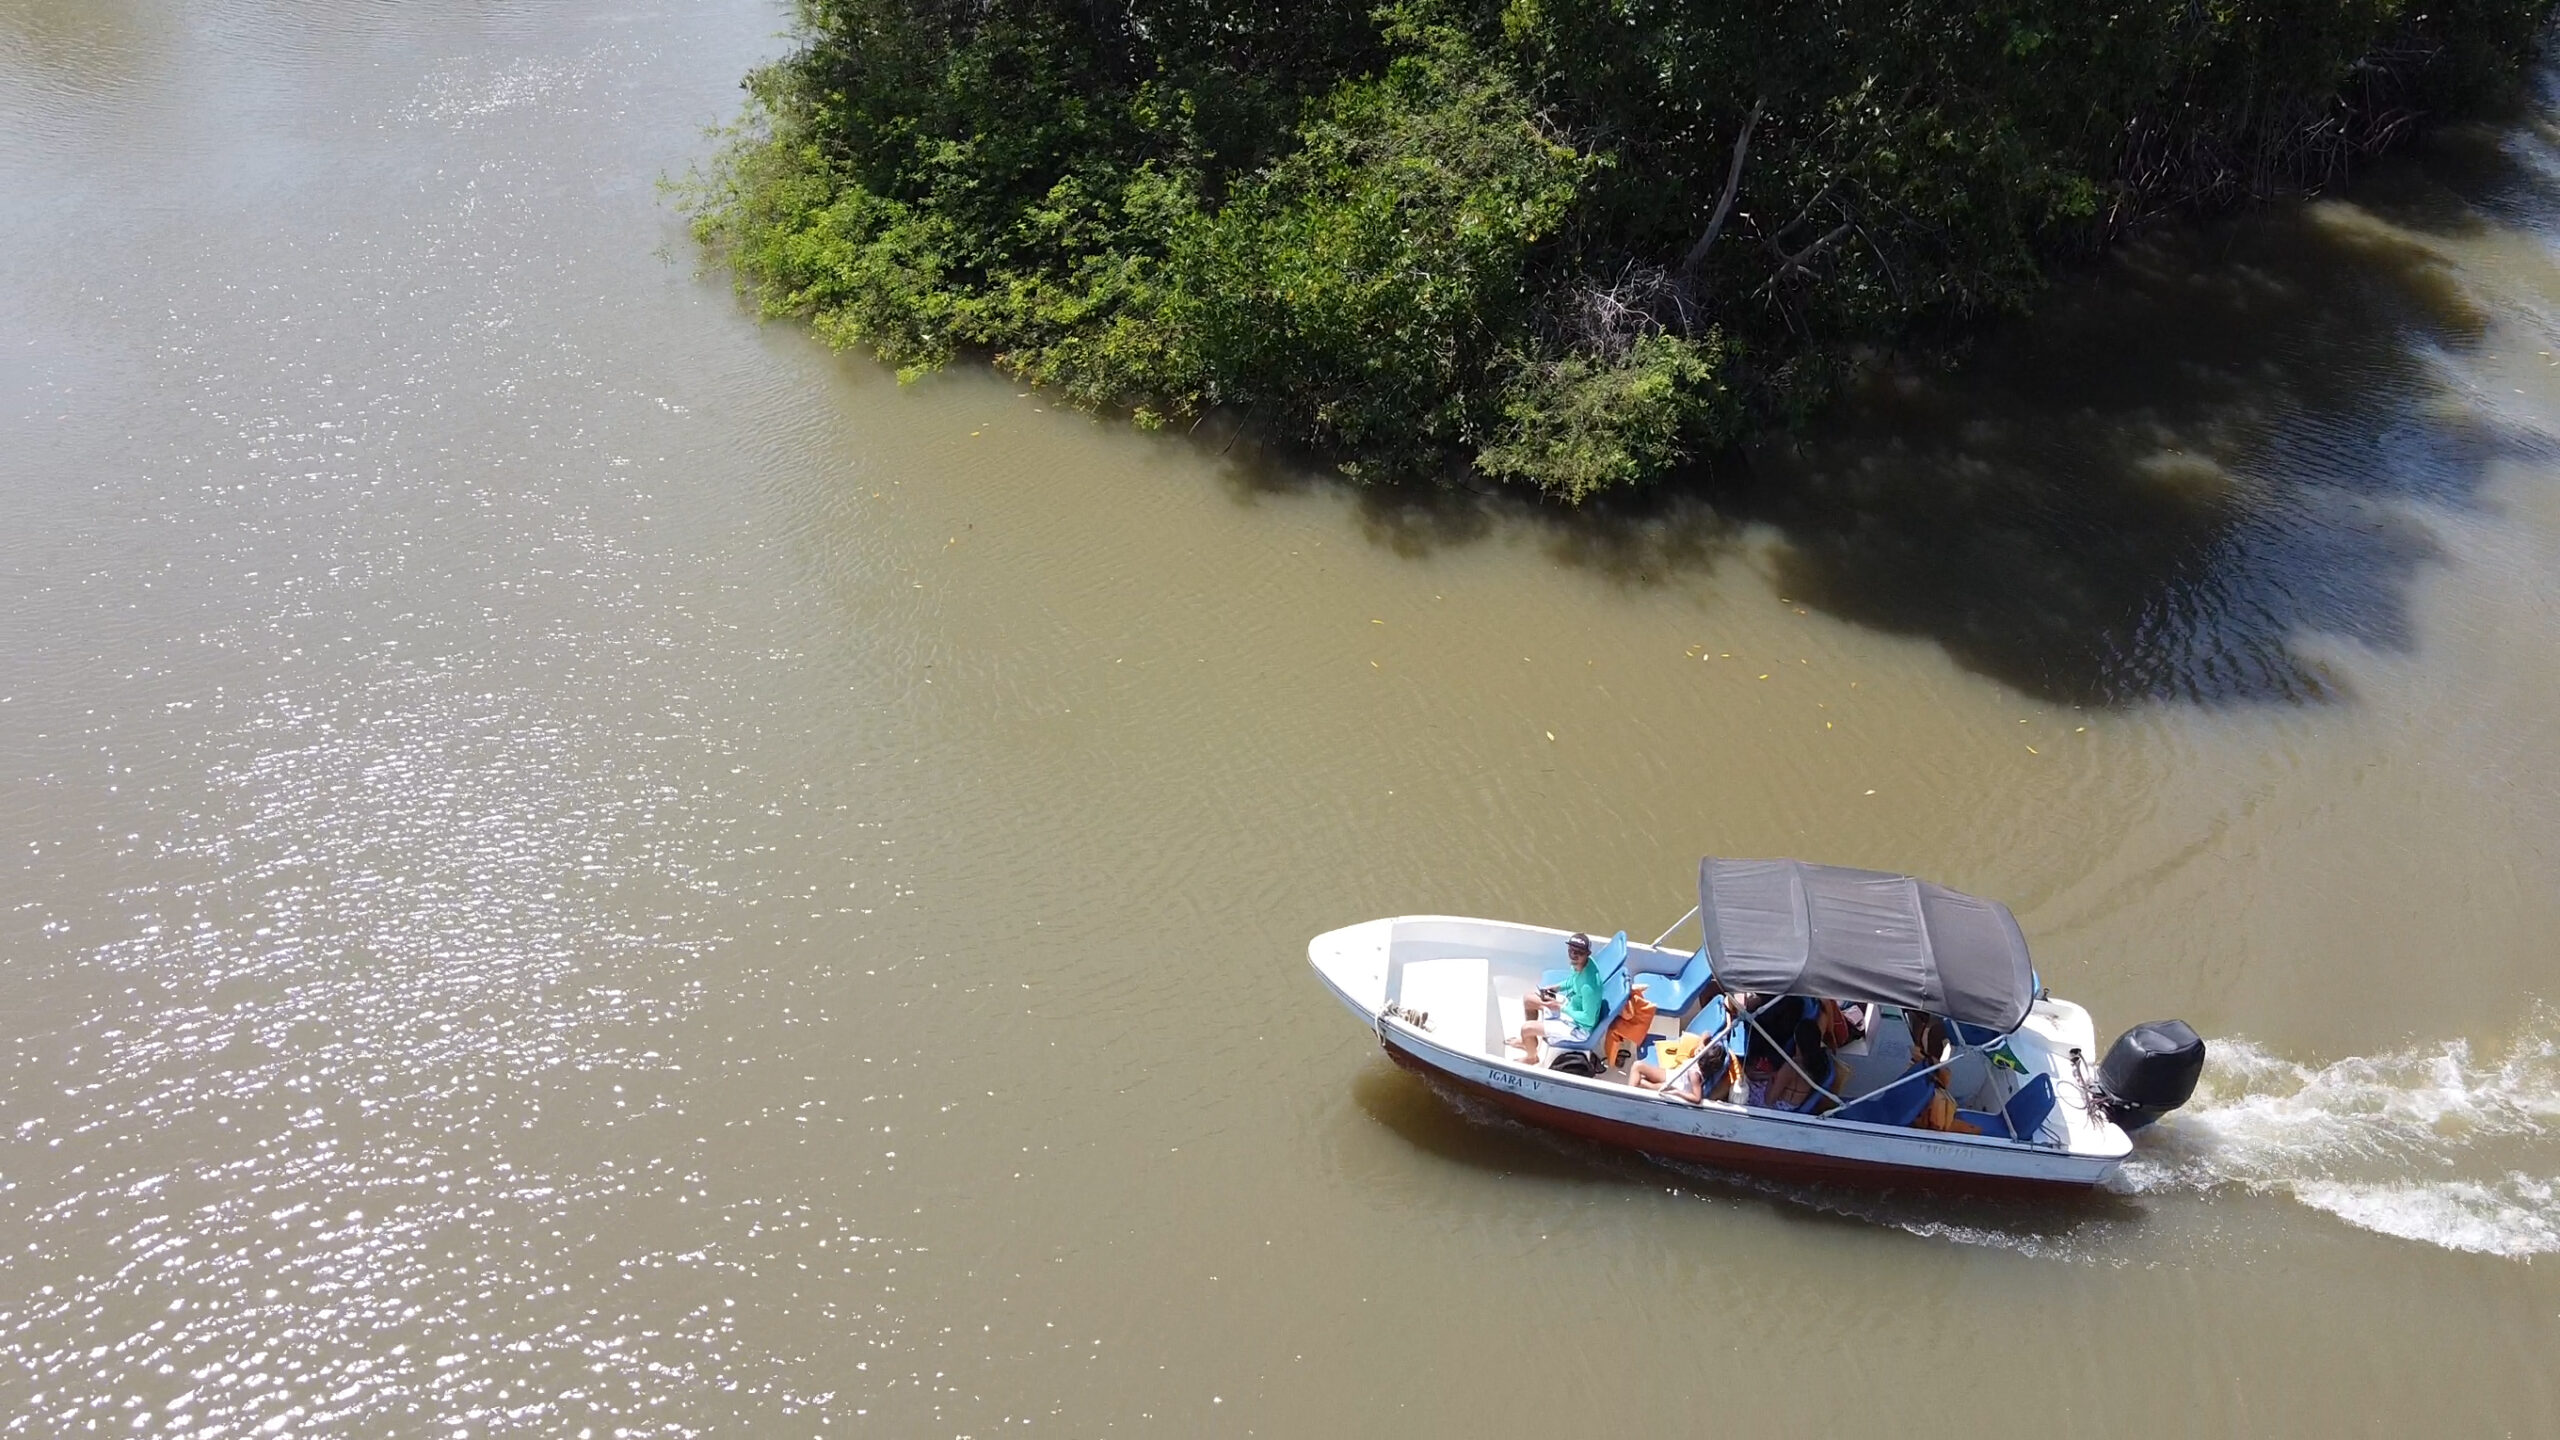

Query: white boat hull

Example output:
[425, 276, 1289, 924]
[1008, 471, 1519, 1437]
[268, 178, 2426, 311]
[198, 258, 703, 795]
[1312, 915, 2133, 1197]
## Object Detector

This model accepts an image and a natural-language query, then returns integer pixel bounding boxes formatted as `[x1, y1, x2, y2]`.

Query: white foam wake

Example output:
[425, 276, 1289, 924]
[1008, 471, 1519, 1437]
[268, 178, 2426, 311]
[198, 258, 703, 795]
[2113, 1018, 2560, 1256]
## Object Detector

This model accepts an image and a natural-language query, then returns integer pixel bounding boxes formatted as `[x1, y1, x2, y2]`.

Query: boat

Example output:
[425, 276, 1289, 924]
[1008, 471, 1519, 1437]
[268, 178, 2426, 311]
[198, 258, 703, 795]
[1308, 857, 2205, 1197]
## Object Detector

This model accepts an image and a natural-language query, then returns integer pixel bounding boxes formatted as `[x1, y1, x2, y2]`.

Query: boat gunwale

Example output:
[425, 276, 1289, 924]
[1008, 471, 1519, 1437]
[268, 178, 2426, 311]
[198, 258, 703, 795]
[1377, 1011, 2128, 1169]
[1377, 1034, 2109, 1198]
[1311, 914, 2133, 1186]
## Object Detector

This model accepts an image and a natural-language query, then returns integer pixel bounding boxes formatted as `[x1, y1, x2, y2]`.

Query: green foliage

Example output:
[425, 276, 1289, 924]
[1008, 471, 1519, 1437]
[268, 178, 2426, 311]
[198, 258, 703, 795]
[1166, 28, 1593, 474]
[682, 0, 2552, 501]
[1479, 333, 1739, 503]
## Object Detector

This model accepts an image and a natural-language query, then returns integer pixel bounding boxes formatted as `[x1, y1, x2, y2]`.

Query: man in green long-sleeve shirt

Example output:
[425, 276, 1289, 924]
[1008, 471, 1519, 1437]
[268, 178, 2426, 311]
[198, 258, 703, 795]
[1515, 932, 1604, 1066]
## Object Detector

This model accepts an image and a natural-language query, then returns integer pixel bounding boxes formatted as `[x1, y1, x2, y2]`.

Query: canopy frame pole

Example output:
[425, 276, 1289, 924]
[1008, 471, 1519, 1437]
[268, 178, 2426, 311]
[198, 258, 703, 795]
[1817, 1047, 1954, 1117]
[1816, 1018, 2031, 1129]
[1655, 996, 2037, 1127]
[1945, 1021, 2042, 1137]
[1644, 991, 1750, 1106]
[1649, 904, 1701, 950]
[1738, 1002, 1849, 1111]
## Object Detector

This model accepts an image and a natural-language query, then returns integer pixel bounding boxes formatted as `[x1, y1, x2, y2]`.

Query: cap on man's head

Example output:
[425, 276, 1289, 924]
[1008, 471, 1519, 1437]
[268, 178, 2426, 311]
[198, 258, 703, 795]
[1567, 932, 1592, 955]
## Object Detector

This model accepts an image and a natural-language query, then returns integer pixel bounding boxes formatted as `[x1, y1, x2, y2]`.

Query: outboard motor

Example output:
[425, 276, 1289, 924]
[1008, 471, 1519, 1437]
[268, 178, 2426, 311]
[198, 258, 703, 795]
[2095, 1020, 2206, 1132]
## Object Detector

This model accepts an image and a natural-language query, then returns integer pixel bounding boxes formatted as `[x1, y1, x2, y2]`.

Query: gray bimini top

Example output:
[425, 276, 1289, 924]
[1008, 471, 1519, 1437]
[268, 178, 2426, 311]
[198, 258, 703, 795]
[1697, 857, 2038, 1033]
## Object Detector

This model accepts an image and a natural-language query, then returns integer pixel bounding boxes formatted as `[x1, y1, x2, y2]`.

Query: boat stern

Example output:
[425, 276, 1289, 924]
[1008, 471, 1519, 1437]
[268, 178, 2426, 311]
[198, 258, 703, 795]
[1308, 918, 1394, 1021]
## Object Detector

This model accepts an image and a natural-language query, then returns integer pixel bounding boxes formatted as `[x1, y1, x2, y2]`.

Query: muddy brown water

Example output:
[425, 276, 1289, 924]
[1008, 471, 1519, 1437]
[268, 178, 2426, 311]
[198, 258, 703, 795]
[3, 2, 2558, 1434]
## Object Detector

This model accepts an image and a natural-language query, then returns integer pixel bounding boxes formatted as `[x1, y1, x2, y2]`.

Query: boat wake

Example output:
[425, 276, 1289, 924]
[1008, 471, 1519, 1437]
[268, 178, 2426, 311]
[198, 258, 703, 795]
[1403, 1018, 2560, 1260]
[2113, 1017, 2560, 1257]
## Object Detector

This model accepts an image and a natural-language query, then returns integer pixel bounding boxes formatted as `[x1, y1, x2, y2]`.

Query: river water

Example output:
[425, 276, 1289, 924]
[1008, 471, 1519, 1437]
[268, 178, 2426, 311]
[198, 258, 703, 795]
[3, 1, 2557, 1434]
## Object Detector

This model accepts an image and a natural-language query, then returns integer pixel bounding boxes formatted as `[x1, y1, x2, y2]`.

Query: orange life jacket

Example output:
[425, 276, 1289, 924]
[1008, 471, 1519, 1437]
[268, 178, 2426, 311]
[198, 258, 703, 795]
[1603, 991, 1658, 1067]
[1909, 1046, 1982, 1134]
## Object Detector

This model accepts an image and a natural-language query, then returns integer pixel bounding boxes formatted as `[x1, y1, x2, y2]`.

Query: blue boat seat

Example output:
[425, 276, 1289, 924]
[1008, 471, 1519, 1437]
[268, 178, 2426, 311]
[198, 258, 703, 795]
[1684, 993, 1728, 1037]
[1833, 1070, 1935, 1127]
[1958, 1072, 2058, 1143]
[1632, 945, 1716, 1017]
[1684, 993, 1754, 1054]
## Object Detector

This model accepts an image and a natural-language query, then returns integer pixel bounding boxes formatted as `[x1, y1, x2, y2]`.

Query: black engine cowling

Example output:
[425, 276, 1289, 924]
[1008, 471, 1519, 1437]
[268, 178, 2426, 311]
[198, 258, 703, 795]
[2096, 1020, 2205, 1132]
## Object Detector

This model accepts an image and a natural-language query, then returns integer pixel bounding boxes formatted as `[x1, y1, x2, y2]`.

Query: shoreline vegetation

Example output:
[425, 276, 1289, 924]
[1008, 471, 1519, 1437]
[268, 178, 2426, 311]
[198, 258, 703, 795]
[681, 0, 2550, 502]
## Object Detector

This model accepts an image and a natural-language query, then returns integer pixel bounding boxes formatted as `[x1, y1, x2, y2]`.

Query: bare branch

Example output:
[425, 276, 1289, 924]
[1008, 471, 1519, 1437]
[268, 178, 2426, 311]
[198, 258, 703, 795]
[1854, 223, 1905, 306]
[1764, 82, 1913, 254]
[1773, 220, 1855, 282]
[1556, 262, 1683, 359]
[1680, 97, 1765, 284]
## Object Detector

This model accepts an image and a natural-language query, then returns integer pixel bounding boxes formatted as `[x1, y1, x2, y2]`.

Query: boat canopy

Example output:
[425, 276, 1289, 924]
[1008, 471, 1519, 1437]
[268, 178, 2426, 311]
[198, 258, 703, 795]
[1697, 857, 2037, 1032]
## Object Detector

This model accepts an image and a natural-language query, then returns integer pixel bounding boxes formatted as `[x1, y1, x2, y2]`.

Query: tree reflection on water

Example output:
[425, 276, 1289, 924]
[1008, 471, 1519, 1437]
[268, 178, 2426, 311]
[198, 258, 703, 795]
[1296, 117, 2560, 709]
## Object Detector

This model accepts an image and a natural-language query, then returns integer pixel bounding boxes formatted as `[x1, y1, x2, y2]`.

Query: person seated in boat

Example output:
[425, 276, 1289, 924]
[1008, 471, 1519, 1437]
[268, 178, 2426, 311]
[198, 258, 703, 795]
[1626, 1030, 1719, 1103]
[1514, 931, 1604, 1067]
[1735, 1001, 1838, 1114]
[1735, 1039, 1814, 1111]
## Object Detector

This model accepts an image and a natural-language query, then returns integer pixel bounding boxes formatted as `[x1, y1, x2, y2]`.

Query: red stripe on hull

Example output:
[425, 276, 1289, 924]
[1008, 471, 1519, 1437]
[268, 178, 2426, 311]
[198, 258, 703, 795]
[1383, 1043, 2098, 1200]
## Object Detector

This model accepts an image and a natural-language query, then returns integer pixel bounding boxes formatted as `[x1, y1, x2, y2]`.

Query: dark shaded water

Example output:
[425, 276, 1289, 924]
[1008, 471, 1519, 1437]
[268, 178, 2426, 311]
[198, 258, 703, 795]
[1753, 174, 2543, 707]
